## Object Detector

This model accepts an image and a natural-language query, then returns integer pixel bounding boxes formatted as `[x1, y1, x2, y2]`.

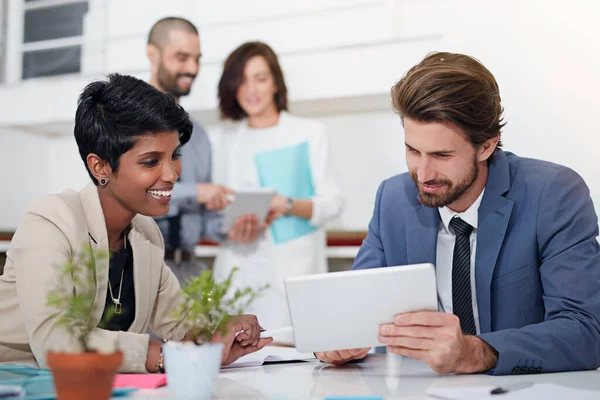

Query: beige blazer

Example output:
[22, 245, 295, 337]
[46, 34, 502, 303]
[0, 183, 189, 372]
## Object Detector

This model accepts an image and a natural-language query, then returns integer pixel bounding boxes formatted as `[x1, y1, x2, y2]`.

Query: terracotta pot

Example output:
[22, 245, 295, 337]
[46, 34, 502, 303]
[46, 351, 123, 400]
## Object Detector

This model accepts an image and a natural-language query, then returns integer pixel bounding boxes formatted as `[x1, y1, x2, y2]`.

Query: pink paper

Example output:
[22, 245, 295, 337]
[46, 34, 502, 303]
[113, 374, 167, 389]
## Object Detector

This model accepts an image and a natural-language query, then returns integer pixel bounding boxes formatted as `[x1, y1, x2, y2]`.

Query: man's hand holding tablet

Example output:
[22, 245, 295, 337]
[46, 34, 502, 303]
[315, 348, 371, 365]
[315, 311, 498, 373]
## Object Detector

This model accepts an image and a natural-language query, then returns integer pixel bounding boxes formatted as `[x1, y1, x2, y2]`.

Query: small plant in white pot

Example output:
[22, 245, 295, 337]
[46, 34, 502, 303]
[45, 245, 121, 400]
[166, 267, 267, 399]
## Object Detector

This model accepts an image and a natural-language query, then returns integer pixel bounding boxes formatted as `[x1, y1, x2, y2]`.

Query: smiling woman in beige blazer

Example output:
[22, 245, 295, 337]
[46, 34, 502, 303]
[0, 74, 272, 373]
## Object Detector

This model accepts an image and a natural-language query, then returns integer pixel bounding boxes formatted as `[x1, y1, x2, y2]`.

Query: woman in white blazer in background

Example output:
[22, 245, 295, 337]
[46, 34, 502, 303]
[211, 42, 344, 343]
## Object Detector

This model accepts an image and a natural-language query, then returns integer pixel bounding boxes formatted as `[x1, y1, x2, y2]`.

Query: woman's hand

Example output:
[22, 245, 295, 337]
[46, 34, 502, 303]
[262, 192, 288, 226]
[211, 314, 273, 365]
[227, 214, 261, 243]
[264, 209, 284, 227]
[269, 194, 313, 220]
[270, 194, 289, 214]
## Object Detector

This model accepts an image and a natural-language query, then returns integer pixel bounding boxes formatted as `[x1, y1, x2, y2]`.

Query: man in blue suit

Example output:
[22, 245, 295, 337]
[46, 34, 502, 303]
[316, 52, 600, 375]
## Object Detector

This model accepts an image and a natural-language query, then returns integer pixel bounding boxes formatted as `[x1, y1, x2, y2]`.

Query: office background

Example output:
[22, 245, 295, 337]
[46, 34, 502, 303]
[0, 0, 598, 235]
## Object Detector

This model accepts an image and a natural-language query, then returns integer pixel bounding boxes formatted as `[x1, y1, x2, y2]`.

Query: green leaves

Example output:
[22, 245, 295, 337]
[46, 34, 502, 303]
[174, 267, 268, 341]
[46, 244, 111, 352]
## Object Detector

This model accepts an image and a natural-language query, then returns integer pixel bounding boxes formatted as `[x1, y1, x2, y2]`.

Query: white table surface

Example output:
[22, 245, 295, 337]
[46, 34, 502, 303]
[124, 354, 600, 399]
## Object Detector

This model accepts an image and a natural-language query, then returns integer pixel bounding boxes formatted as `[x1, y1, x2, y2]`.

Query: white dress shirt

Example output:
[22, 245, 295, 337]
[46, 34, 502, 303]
[436, 189, 485, 334]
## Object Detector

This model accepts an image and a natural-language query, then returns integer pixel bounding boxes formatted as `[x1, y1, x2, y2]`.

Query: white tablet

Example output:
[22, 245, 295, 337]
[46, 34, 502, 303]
[220, 188, 276, 233]
[284, 263, 438, 353]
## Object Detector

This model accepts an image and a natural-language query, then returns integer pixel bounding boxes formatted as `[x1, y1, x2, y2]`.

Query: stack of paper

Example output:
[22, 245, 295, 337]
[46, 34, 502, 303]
[426, 383, 600, 400]
[222, 346, 316, 369]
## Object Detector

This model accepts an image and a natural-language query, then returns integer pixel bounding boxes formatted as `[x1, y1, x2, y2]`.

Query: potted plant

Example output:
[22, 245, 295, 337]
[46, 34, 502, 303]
[165, 267, 267, 399]
[45, 244, 122, 400]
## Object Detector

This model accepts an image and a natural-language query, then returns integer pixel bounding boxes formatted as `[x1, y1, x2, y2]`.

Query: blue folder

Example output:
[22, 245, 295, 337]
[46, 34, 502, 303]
[254, 141, 318, 244]
[0, 364, 135, 399]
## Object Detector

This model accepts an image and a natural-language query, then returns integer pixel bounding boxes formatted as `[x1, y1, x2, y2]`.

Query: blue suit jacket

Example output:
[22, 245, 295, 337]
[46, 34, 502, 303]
[353, 151, 600, 375]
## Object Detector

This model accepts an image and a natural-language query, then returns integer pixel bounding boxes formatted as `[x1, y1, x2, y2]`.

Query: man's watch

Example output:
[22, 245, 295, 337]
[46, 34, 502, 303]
[284, 197, 294, 216]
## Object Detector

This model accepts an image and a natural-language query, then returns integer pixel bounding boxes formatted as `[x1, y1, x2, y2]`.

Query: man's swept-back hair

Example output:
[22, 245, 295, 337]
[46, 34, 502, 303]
[392, 52, 505, 150]
[74, 73, 192, 185]
[148, 17, 199, 48]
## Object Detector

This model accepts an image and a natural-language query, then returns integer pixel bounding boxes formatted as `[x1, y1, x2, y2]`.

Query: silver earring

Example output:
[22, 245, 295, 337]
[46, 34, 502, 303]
[99, 178, 108, 186]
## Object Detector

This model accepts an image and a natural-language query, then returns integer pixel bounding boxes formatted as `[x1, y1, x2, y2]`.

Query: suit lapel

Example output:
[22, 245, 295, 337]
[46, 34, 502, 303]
[88, 233, 110, 322]
[128, 228, 153, 333]
[76, 184, 164, 333]
[405, 202, 439, 266]
[78, 184, 110, 323]
[475, 152, 514, 333]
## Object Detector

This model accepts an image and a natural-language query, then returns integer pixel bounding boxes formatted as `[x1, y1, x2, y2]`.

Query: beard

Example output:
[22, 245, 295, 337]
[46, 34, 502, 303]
[411, 156, 479, 208]
[156, 63, 195, 98]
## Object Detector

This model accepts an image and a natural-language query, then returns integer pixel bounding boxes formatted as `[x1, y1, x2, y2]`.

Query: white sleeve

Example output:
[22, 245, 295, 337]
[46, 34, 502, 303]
[207, 124, 232, 186]
[308, 123, 344, 227]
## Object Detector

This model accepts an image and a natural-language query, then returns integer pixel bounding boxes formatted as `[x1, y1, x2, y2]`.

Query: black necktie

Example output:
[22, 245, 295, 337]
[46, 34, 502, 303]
[449, 216, 477, 335]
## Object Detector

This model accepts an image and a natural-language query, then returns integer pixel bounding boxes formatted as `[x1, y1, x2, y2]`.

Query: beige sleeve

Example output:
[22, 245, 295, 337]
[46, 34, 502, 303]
[12, 197, 150, 373]
[147, 261, 190, 341]
[144, 218, 190, 341]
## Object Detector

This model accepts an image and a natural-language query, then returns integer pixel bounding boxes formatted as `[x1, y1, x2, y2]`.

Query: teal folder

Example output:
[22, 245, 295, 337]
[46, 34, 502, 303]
[0, 364, 135, 399]
[254, 141, 318, 244]
[0, 365, 54, 399]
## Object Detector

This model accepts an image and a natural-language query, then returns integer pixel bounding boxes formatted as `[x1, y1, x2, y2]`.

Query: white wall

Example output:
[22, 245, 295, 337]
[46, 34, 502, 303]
[322, 112, 406, 229]
[0, 0, 599, 231]
[0, 131, 90, 230]
[420, 0, 600, 194]
[0, 129, 49, 230]
[47, 136, 90, 195]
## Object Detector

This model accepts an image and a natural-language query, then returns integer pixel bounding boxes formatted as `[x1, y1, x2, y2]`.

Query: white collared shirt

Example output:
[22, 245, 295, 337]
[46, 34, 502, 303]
[436, 189, 485, 334]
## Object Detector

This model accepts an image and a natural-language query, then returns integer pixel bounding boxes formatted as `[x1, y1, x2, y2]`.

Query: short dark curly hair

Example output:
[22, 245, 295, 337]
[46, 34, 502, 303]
[74, 73, 192, 185]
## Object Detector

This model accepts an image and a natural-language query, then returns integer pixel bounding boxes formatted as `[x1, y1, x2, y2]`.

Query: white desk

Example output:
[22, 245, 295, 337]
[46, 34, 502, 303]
[126, 354, 600, 399]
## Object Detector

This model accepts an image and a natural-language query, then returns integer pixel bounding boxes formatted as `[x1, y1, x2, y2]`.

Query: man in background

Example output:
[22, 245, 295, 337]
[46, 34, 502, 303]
[147, 17, 259, 281]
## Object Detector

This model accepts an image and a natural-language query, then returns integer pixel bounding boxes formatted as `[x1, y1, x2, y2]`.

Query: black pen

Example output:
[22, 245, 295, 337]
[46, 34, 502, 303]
[490, 381, 533, 395]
